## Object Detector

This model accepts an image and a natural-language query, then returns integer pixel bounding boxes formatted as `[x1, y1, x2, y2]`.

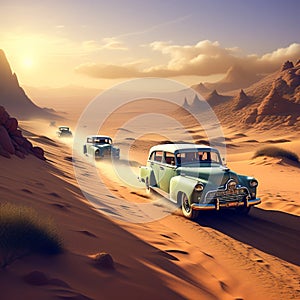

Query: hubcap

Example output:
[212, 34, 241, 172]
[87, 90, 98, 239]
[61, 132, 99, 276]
[182, 194, 191, 213]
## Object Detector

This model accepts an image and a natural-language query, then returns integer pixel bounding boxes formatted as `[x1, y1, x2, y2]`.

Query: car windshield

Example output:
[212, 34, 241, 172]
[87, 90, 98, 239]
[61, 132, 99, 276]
[176, 150, 222, 167]
[93, 137, 112, 144]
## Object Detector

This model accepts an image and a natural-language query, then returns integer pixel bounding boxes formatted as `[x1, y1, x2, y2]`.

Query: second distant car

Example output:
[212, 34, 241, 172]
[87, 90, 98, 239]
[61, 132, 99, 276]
[57, 126, 73, 137]
[83, 135, 120, 159]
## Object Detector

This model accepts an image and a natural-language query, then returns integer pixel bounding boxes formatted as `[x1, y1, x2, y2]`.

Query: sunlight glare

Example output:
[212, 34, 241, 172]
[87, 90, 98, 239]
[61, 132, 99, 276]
[22, 57, 34, 68]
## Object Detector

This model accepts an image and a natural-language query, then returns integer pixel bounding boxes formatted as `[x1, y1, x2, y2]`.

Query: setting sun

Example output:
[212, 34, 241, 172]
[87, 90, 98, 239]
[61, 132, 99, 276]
[22, 57, 34, 68]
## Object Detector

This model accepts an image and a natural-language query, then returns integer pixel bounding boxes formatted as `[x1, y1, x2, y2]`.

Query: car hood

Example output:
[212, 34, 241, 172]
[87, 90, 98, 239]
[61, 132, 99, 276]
[94, 144, 112, 149]
[177, 165, 239, 187]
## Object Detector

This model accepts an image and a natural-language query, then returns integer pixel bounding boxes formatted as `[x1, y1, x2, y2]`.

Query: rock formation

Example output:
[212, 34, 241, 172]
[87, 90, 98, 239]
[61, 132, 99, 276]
[257, 61, 300, 118]
[0, 106, 45, 159]
[280, 60, 294, 71]
[182, 97, 190, 110]
[234, 89, 251, 110]
[0, 49, 58, 120]
[191, 82, 211, 95]
[257, 86, 299, 117]
[206, 89, 231, 106]
[244, 108, 258, 124]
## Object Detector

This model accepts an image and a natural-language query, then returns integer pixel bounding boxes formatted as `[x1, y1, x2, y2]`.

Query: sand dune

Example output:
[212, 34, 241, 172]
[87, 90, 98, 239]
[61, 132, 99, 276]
[0, 107, 299, 299]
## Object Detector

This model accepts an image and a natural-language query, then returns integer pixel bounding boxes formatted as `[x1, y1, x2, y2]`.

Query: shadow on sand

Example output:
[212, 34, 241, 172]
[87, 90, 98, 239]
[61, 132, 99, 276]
[196, 207, 300, 266]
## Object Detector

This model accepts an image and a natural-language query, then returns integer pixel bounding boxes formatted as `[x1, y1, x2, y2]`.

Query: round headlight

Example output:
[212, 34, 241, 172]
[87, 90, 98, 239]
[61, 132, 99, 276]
[194, 183, 204, 192]
[227, 180, 237, 189]
[250, 179, 258, 187]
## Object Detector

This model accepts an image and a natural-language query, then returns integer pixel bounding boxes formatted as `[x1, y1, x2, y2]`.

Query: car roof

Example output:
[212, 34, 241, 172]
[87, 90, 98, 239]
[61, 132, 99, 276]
[87, 135, 112, 139]
[149, 143, 217, 153]
[59, 126, 69, 129]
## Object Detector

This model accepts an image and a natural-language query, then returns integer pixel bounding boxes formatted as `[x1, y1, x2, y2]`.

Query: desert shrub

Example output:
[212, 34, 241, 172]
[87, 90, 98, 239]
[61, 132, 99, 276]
[0, 203, 63, 268]
[253, 146, 299, 163]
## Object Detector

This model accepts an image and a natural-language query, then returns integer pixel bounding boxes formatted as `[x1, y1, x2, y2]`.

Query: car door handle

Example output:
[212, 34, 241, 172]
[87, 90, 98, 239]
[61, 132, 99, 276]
[160, 166, 164, 170]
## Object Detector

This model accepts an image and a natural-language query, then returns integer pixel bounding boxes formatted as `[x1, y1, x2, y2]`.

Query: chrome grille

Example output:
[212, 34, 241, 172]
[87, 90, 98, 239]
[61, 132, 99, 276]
[103, 148, 111, 155]
[205, 187, 249, 204]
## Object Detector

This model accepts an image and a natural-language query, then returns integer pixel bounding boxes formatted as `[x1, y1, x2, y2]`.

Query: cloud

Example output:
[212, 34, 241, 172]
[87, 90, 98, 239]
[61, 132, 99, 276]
[101, 37, 128, 50]
[75, 41, 300, 79]
[75, 62, 142, 79]
[82, 38, 128, 51]
[256, 43, 300, 71]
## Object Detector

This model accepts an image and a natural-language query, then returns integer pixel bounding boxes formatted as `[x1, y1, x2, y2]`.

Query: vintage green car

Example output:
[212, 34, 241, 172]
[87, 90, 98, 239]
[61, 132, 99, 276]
[83, 135, 120, 159]
[139, 144, 260, 219]
[56, 126, 72, 138]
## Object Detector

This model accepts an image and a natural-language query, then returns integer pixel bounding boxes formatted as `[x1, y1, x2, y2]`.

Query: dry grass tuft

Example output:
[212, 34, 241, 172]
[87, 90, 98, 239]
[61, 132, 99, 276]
[0, 203, 63, 268]
[253, 146, 299, 163]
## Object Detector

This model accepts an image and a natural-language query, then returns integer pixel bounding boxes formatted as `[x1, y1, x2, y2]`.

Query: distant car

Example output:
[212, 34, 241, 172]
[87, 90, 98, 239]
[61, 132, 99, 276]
[139, 144, 260, 219]
[57, 126, 72, 137]
[83, 135, 120, 159]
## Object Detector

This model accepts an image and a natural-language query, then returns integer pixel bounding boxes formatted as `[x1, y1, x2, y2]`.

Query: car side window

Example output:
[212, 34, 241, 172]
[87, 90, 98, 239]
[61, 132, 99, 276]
[176, 153, 184, 166]
[87, 137, 93, 143]
[199, 151, 209, 161]
[149, 151, 163, 162]
[210, 151, 221, 163]
[164, 152, 176, 165]
[149, 152, 155, 161]
[154, 151, 163, 162]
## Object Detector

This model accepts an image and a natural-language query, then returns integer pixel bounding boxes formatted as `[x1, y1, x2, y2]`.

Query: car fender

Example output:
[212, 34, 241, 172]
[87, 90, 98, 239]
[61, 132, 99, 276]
[89, 145, 101, 157]
[169, 175, 201, 203]
[139, 166, 155, 185]
[238, 174, 258, 194]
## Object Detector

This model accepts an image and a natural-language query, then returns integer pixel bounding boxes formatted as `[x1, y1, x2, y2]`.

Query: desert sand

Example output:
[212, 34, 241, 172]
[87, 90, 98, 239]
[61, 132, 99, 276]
[0, 99, 299, 300]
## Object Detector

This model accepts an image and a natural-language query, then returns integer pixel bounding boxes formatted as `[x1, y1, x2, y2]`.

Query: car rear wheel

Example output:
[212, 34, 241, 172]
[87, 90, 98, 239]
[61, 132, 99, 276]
[145, 177, 151, 193]
[181, 192, 199, 220]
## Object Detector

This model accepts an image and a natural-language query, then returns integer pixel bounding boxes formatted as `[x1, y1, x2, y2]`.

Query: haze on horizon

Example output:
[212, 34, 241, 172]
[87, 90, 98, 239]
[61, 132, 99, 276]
[0, 0, 299, 91]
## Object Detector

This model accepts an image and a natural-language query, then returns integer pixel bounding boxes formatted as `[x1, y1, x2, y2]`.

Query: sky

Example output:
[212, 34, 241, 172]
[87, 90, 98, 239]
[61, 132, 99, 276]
[0, 0, 299, 90]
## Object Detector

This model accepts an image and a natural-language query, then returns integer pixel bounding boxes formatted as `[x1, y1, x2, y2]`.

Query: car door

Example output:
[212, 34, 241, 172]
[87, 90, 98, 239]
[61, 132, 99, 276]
[149, 151, 163, 187]
[159, 152, 177, 193]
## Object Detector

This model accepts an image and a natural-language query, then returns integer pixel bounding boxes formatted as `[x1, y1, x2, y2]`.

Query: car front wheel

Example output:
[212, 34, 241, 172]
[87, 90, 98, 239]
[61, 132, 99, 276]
[145, 177, 151, 193]
[181, 192, 199, 220]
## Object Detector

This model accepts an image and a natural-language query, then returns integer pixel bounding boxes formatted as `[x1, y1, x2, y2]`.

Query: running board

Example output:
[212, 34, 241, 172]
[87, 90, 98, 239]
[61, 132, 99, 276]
[150, 186, 177, 203]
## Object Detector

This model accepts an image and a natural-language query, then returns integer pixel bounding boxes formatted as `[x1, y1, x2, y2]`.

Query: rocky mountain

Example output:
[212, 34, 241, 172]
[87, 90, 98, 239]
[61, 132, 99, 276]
[191, 94, 203, 110]
[183, 60, 300, 128]
[0, 49, 58, 120]
[233, 89, 252, 110]
[216, 60, 300, 127]
[191, 82, 211, 96]
[182, 97, 190, 110]
[253, 61, 299, 123]
[206, 89, 232, 106]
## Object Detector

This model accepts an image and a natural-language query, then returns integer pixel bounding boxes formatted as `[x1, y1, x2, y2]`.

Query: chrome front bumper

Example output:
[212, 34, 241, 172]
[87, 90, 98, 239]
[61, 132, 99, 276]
[191, 198, 261, 211]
